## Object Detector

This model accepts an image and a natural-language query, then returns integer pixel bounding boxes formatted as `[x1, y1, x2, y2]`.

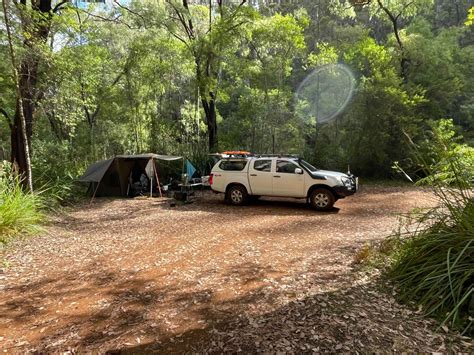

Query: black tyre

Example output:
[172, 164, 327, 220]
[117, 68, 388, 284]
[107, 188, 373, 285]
[226, 185, 248, 205]
[310, 188, 335, 211]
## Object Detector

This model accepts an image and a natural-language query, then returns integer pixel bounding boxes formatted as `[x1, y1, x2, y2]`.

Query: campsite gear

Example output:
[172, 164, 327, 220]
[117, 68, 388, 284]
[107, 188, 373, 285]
[78, 154, 182, 201]
[221, 151, 252, 156]
[185, 160, 197, 179]
[174, 191, 189, 202]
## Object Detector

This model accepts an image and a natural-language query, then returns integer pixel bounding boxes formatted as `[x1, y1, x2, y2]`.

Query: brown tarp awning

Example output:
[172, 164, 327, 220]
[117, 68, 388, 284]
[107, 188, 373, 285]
[77, 158, 114, 183]
[77, 154, 182, 197]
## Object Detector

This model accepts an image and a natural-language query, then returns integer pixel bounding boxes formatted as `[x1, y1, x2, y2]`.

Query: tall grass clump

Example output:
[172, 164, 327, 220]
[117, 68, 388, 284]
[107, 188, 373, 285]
[0, 161, 44, 245]
[389, 119, 473, 335]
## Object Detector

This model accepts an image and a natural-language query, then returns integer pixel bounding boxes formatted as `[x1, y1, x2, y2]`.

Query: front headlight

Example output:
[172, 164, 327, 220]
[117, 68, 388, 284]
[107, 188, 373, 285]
[341, 177, 353, 189]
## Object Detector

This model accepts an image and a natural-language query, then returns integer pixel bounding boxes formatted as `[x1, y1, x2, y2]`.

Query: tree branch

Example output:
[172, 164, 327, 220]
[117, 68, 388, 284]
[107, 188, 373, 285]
[112, 0, 146, 27]
[167, 1, 194, 40]
[52, 0, 69, 13]
[163, 23, 191, 48]
[79, 7, 132, 29]
[181, 0, 195, 39]
[398, 1, 414, 18]
[376, 0, 403, 51]
[0, 108, 13, 127]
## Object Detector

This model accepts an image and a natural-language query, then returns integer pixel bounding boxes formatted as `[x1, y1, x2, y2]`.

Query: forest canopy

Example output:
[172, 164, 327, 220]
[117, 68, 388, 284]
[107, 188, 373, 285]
[0, 0, 473, 188]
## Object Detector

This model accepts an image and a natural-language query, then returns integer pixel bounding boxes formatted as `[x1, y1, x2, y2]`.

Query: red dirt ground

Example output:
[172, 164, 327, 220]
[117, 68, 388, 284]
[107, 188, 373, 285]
[0, 186, 472, 353]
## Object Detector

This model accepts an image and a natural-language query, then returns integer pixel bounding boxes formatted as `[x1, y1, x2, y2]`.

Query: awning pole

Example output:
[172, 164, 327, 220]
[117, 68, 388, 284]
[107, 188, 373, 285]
[150, 166, 153, 198]
[90, 180, 101, 205]
[153, 159, 162, 197]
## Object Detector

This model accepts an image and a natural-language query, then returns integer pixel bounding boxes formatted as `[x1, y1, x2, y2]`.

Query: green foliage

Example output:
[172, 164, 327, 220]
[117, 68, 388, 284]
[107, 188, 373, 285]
[369, 0, 433, 22]
[31, 139, 88, 203]
[404, 23, 473, 131]
[391, 211, 473, 333]
[416, 119, 474, 186]
[220, 12, 307, 153]
[307, 36, 424, 176]
[306, 43, 338, 68]
[0, 162, 44, 245]
[0, 0, 473, 190]
[466, 7, 474, 26]
[388, 123, 474, 334]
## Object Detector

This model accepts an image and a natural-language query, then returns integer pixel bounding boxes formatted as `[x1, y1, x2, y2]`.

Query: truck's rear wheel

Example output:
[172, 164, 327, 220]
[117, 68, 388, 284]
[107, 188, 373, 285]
[226, 185, 248, 206]
[310, 188, 335, 211]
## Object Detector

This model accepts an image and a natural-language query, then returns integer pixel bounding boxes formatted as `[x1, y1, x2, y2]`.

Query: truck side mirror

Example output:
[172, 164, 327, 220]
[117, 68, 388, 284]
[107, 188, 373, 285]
[295, 168, 303, 174]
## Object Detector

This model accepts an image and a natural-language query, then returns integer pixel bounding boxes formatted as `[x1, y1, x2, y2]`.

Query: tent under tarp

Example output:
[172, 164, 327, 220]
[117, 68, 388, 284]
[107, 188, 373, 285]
[78, 154, 182, 198]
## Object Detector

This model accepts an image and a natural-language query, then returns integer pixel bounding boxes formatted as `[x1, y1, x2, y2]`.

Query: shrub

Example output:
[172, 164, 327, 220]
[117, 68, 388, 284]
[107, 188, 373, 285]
[31, 139, 87, 204]
[390, 195, 473, 333]
[388, 120, 473, 334]
[0, 161, 45, 245]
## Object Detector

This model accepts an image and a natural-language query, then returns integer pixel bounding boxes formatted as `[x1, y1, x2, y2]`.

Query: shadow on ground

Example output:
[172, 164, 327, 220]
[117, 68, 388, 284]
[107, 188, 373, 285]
[1, 256, 452, 353]
[1, 186, 457, 352]
[105, 279, 446, 353]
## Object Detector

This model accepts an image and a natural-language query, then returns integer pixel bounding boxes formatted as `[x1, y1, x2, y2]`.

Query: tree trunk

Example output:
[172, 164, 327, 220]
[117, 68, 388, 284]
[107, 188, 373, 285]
[3, 0, 34, 191]
[201, 93, 218, 152]
[10, 103, 30, 183]
[272, 131, 275, 154]
[11, 61, 38, 171]
[7, 0, 55, 186]
[376, 0, 409, 82]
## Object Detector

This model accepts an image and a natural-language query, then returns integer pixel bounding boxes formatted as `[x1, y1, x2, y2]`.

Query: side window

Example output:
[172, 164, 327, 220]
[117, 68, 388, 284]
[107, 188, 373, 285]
[276, 160, 298, 174]
[219, 160, 247, 171]
[253, 159, 272, 172]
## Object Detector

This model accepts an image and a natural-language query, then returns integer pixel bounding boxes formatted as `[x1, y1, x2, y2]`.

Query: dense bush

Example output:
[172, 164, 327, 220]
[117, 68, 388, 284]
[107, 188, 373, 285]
[388, 122, 473, 334]
[31, 139, 88, 204]
[390, 191, 473, 334]
[416, 119, 474, 186]
[0, 161, 45, 245]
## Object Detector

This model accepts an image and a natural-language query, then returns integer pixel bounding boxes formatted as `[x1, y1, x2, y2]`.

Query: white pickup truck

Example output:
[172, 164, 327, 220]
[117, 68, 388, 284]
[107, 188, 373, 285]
[209, 155, 358, 211]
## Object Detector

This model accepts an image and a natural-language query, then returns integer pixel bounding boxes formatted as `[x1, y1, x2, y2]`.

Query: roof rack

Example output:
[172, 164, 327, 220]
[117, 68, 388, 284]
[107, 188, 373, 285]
[219, 151, 253, 158]
[254, 154, 300, 159]
[215, 152, 301, 159]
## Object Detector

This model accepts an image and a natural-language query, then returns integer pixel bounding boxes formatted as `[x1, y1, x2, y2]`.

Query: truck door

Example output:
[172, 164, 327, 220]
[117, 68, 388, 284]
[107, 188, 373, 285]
[248, 159, 274, 195]
[272, 160, 305, 197]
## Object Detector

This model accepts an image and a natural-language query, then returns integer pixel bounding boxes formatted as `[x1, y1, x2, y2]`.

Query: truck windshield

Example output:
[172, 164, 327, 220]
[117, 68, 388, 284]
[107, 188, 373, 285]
[299, 159, 318, 172]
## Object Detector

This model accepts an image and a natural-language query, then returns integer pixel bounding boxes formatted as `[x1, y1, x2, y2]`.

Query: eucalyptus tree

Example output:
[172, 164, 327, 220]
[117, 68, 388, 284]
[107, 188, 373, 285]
[0, 0, 69, 185]
[243, 12, 307, 153]
[164, 0, 254, 152]
[366, 0, 433, 81]
[2, 0, 33, 190]
[343, 36, 427, 176]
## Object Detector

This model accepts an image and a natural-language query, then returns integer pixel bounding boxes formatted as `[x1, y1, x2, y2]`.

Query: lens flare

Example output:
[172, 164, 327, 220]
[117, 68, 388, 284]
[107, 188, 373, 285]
[295, 64, 355, 124]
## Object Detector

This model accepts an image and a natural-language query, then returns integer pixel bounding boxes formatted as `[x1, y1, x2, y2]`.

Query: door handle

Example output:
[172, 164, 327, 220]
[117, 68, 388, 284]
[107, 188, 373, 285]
[273, 175, 281, 178]
[250, 174, 257, 176]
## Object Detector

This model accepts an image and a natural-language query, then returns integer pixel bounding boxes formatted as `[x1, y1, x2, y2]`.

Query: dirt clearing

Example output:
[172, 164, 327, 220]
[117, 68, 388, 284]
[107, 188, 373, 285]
[0, 186, 472, 352]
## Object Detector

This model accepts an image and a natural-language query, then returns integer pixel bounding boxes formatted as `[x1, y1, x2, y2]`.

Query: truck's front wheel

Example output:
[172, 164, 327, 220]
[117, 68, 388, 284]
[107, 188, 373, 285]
[310, 188, 335, 211]
[226, 185, 248, 206]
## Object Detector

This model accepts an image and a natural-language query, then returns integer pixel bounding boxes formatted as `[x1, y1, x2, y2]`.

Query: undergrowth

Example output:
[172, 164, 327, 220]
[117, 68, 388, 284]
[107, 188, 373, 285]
[31, 140, 87, 205]
[0, 161, 45, 245]
[358, 120, 473, 335]
[389, 192, 473, 335]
